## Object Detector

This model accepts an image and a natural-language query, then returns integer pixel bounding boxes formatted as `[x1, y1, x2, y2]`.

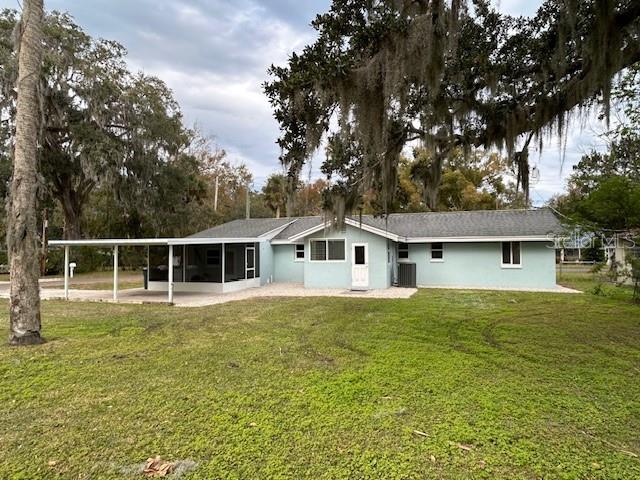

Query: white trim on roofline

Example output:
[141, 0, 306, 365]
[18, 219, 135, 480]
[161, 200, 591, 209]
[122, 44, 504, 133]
[404, 235, 554, 243]
[168, 237, 263, 245]
[270, 239, 297, 245]
[49, 239, 171, 247]
[258, 219, 298, 239]
[49, 237, 264, 247]
[287, 218, 400, 243]
[279, 224, 555, 244]
[287, 223, 328, 242]
[344, 218, 401, 241]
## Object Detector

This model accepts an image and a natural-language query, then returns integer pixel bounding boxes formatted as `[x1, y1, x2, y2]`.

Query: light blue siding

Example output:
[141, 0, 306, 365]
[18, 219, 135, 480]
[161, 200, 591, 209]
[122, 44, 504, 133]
[259, 240, 273, 286]
[272, 245, 304, 283]
[304, 225, 391, 289]
[402, 241, 557, 289]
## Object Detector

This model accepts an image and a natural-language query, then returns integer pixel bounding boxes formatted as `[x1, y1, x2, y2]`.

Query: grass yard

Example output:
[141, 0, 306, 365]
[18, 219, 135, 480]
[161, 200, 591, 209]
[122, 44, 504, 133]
[0, 275, 639, 479]
[53, 280, 143, 291]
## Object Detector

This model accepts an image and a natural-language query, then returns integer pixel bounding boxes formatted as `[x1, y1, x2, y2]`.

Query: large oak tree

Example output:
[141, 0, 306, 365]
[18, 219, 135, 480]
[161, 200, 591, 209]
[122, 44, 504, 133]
[0, 11, 189, 239]
[265, 0, 640, 217]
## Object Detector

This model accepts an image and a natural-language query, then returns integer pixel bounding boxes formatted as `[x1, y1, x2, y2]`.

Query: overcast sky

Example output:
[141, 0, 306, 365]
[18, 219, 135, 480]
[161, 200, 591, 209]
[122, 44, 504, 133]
[2, 0, 610, 204]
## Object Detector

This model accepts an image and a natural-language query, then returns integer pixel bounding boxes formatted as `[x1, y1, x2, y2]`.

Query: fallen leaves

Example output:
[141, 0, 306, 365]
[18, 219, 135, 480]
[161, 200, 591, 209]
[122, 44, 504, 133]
[143, 456, 175, 477]
[448, 441, 474, 451]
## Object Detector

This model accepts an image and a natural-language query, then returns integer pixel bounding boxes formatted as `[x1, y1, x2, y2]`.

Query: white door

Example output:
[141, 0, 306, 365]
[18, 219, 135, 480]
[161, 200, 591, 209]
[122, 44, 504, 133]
[245, 246, 256, 279]
[351, 243, 369, 290]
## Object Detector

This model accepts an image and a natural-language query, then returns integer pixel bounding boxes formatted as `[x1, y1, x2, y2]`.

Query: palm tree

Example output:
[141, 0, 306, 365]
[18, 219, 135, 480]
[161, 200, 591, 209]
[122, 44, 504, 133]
[262, 174, 287, 218]
[7, 0, 45, 345]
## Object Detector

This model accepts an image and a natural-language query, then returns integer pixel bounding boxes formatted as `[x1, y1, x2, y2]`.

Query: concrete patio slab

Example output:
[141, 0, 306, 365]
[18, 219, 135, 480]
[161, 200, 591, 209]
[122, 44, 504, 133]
[0, 283, 418, 307]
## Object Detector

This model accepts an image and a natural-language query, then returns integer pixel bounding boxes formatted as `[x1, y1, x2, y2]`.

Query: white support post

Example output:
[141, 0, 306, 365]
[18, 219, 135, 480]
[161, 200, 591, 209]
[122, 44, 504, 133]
[64, 245, 70, 300]
[168, 245, 174, 304]
[113, 245, 119, 302]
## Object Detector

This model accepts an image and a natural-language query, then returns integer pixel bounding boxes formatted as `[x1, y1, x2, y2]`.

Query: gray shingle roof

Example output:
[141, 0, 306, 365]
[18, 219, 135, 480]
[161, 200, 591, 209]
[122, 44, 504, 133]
[188, 218, 295, 238]
[356, 209, 563, 238]
[189, 209, 563, 241]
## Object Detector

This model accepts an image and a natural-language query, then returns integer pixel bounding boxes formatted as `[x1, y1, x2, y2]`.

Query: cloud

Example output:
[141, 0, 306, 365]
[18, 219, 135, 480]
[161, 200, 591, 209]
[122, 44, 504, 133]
[530, 118, 609, 205]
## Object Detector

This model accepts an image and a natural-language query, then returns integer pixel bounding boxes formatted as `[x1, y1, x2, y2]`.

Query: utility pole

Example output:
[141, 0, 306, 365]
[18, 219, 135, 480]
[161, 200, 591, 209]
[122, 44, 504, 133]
[245, 183, 250, 220]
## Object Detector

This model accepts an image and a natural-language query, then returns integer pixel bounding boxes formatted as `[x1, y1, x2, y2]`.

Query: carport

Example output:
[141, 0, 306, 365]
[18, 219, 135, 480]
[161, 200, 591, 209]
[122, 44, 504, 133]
[48, 236, 263, 304]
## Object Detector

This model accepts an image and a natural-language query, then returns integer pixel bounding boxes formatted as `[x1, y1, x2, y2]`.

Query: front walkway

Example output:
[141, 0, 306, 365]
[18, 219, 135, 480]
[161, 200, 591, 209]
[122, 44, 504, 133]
[0, 283, 417, 307]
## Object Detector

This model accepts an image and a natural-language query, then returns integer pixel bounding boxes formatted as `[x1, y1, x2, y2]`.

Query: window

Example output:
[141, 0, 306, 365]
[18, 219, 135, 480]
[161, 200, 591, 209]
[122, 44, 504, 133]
[295, 244, 305, 261]
[310, 239, 346, 261]
[310, 240, 326, 261]
[431, 242, 444, 261]
[398, 242, 409, 259]
[501, 241, 521, 267]
[328, 240, 345, 260]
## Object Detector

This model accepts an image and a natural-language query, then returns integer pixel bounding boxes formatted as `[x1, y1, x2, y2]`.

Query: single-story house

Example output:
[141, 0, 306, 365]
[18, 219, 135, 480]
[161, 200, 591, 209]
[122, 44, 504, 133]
[49, 208, 564, 302]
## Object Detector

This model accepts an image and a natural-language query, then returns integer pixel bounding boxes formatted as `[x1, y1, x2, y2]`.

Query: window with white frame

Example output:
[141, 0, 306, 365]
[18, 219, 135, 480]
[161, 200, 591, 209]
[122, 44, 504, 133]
[501, 241, 521, 266]
[310, 239, 346, 261]
[295, 244, 305, 261]
[431, 242, 444, 261]
[398, 242, 409, 259]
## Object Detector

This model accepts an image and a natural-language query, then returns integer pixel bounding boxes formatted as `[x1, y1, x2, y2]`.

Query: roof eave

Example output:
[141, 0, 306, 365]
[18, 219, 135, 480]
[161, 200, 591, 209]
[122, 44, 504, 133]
[404, 235, 557, 243]
[49, 237, 265, 247]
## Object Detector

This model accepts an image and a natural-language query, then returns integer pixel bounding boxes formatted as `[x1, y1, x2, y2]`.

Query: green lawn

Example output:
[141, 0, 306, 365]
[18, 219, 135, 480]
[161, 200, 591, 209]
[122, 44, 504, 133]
[54, 280, 143, 291]
[0, 276, 638, 479]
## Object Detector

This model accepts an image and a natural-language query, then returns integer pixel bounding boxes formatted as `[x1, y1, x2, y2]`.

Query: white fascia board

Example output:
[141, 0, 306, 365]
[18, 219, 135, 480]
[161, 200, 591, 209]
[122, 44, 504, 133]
[343, 218, 401, 242]
[48, 238, 171, 247]
[270, 239, 297, 245]
[49, 237, 266, 247]
[259, 219, 299, 239]
[167, 237, 263, 245]
[287, 223, 329, 242]
[287, 218, 401, 243]
[404, 236, 555, 243]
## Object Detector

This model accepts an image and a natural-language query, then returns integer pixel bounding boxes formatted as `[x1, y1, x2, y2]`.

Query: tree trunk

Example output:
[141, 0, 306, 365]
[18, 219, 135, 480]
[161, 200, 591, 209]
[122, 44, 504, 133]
[7, 0, 44, 346]
[275, 205, 280, 219]
[59, 188, 83, 240]
[423, 153, 445, 211]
